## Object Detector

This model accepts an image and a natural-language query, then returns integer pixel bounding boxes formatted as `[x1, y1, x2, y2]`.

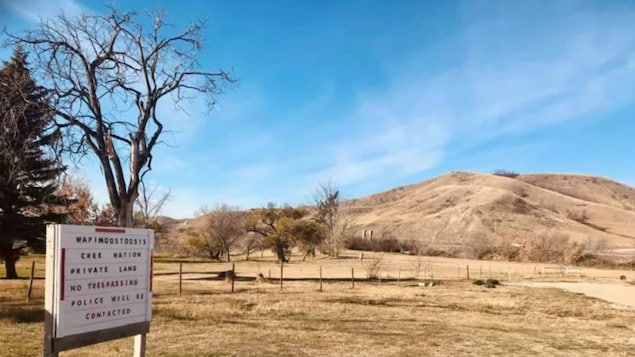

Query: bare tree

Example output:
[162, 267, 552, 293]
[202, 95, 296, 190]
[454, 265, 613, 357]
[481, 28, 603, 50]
[6, 7, 233, 227]
[186, 204, 244, 261]
[135, 180, 171, 226]
[360, 254, 383, 279]
[241, 232, 263, 261]
[313, 181, 352, 258]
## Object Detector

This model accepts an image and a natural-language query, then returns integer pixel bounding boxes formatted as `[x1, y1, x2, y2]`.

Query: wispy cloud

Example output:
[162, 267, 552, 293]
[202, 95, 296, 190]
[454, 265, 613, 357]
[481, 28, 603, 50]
[320, 3, 635, 182]
[2, 0, 85, 23]
[257, 1, 635, 204]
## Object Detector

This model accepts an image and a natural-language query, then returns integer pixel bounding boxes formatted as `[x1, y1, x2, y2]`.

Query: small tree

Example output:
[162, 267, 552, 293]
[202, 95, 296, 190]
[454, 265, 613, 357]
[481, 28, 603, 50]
[57, 176, 99, 225]
[241, 232, 263, 261]
[292, 220, 325, 261]
[56, 177, 119, 226]
[186, 204, 244, 261]
[0, 47, 67, 278]
[313, 181, 352, 258]
[361, 254, 384, 279]
[135, 181, 171, 225]
[93, 203, 118, 226]
[246, 203, 306, 263]
[135, 181, 171, 241]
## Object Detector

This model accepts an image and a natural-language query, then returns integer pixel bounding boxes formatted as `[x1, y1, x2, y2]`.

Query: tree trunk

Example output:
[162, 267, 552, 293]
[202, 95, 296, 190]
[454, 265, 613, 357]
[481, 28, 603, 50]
[226, 249, 231, 262]
[275, 244, 287, 263]
[118, 199, 135, 228]
[4, 256, 18, 279]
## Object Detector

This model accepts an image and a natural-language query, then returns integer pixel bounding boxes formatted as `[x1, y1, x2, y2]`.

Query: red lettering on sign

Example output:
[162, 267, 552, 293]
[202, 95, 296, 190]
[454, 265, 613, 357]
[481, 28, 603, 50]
[61, 248, 66, 301]
[150, 250, 154, 292]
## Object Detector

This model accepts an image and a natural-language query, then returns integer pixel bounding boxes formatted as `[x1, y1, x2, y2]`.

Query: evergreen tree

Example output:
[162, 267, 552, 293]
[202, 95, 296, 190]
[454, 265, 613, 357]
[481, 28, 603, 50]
[0, 46, 66, 279]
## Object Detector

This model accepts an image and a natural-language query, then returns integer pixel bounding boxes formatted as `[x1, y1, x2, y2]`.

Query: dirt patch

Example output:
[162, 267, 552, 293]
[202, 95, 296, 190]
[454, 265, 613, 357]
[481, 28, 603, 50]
[511, 281, 635, 308]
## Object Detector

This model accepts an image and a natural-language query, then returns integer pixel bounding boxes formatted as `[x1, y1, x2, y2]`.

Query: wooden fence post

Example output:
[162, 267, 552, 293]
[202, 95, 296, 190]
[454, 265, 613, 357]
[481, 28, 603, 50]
[179, 262, 183, 296]
[466, 265, 470, 280]
[319, 266, 323, 292]
[231, 262, 235, 293]
[280, 261, 284, 291]
[268, 269, 271, 280]
[27, 260, 35, 302]
[351, 267, 355, 289]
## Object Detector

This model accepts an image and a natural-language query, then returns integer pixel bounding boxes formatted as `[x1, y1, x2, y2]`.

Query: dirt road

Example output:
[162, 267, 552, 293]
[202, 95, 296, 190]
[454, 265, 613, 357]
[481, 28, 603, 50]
[512, 281, 635, 308]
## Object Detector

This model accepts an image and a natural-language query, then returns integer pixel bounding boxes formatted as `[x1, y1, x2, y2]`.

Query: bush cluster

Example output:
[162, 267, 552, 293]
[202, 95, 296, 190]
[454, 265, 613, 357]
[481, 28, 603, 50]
[492, 170, 520, 178]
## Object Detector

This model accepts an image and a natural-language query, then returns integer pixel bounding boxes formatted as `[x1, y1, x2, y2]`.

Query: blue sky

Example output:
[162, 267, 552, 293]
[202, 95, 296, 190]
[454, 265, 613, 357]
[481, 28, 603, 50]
[2, 0, 635, 218]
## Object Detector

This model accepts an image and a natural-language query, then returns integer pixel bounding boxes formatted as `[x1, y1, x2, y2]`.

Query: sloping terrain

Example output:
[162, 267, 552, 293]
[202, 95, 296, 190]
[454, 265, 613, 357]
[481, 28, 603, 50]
[344, 171, 635, 249]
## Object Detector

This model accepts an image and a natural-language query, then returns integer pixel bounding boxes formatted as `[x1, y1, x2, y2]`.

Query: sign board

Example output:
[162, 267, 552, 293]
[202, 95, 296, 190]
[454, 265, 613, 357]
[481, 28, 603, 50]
[44, 224, 153, 356]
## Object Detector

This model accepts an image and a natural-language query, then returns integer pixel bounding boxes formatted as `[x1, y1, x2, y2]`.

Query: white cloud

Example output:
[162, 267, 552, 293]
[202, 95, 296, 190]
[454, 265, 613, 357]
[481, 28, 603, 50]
[4, 0, 85, 22]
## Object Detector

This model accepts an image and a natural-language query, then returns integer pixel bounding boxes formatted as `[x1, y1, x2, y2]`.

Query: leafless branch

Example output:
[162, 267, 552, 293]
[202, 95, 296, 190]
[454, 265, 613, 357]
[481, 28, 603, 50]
[5, 7, 233, 226]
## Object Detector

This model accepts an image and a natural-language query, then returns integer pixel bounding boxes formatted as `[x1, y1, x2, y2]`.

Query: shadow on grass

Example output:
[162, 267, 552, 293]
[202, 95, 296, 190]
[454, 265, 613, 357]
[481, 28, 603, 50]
[0, 306, 44, 323]
[187, 274, 422, 283]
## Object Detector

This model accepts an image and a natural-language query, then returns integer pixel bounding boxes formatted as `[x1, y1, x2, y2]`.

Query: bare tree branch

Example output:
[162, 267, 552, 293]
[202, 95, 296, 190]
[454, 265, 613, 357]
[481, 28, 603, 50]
[5, 7, 234, 227]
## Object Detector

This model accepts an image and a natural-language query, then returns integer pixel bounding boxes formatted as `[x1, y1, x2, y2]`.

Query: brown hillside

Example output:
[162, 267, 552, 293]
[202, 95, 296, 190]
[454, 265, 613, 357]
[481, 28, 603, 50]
[344, 171, 635, 250]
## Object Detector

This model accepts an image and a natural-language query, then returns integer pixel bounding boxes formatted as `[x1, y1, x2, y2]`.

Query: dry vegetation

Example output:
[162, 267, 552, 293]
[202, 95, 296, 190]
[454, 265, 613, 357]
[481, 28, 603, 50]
[343, 172, 635, 258]
[2, 253, 635, 356]
[152, 172, 635, 270]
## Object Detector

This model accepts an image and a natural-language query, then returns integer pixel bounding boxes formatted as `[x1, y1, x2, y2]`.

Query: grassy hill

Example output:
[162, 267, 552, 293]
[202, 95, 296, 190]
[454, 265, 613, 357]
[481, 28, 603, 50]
[344, 171, 635, 253]
[158, 171, 635, 259]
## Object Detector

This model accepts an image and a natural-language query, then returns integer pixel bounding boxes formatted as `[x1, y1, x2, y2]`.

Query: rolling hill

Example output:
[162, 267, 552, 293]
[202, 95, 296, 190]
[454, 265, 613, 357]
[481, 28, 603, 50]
[157, 171, 635, 256]
[344, 171, 635, 251]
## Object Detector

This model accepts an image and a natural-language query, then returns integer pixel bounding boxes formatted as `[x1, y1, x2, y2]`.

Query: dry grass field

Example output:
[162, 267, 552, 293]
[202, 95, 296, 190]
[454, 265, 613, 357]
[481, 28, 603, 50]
[2, 251, 635, 356]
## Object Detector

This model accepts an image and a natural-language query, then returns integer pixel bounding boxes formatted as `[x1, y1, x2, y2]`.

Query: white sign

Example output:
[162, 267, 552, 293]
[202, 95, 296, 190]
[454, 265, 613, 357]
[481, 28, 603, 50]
[47, 225, 153, 338]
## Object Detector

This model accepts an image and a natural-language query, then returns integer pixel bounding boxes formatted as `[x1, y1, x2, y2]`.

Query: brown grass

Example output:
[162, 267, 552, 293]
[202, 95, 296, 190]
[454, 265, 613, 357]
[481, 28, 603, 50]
[2, 253, 635, 356]
[341, 172, 635, 252]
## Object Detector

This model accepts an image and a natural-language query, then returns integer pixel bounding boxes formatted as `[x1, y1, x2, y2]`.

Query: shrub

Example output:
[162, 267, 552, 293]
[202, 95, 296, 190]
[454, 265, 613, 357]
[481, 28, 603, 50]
[345, 236, 402, 253]
[567, 209, 589, 224]
[486, 279, 500, 286]
[464, 232, 497, 259]
[493, 170, 520, 179]
[361, 255, 383, 279]
[498, 241, 522, 261]
[474, 279, 500, 288]
[523, 232, 571, 263]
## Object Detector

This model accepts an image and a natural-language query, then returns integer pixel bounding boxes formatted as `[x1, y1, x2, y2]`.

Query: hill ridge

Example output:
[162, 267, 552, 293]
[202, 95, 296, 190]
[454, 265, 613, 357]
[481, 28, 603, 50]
[344, 171, 635, 250]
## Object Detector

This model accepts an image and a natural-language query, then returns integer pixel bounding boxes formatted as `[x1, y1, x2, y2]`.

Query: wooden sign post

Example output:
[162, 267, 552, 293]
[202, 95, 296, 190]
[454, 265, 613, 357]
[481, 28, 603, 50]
[44, 224, 154, 357]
